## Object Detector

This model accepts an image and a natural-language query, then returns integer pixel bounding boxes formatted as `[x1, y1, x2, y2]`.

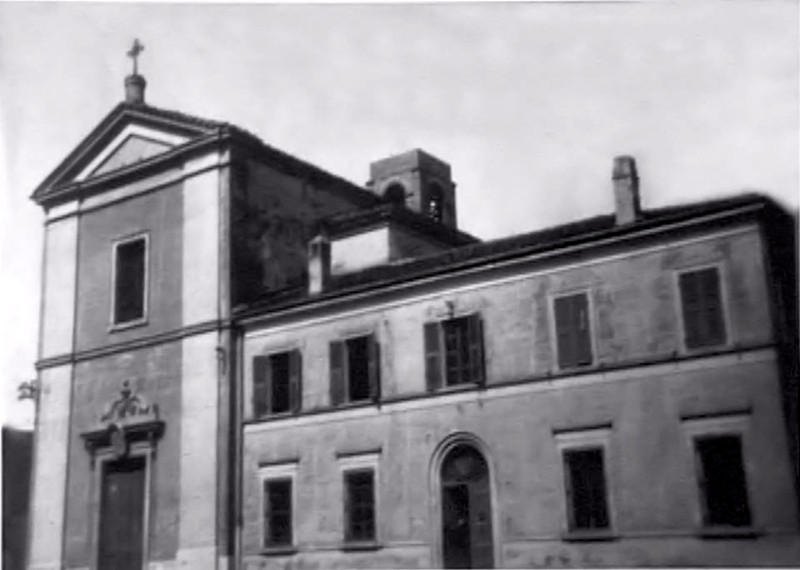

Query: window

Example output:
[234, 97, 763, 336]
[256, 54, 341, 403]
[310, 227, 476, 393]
[554, 292, 593, 369]
[344, 469, 376, 543]
[112, 236, 147, 325]
[563, 448, 610, 531]
[330, 335, 380, 406]
[252, 350, 302, 417]
[428, 184, 444, 222]
[384, 183, 406, 206]
[424, 314, 485, 391]
[694, 435, 751, 527]
[262, 478, 293, 548]
[679, 267, 726, 349]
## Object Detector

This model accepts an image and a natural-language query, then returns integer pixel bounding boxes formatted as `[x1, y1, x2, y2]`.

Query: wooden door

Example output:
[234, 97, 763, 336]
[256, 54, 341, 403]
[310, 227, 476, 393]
[441, 445, 493, 569]
[98, 456, 146, 570]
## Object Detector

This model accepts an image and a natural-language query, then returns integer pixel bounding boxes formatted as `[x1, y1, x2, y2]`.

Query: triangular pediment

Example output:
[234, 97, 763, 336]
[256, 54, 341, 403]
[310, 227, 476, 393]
[32, 103, 225, 204]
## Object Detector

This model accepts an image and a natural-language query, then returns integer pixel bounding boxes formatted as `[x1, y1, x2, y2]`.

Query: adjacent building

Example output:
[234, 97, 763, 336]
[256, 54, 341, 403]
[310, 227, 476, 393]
[27, 71, 799, 570]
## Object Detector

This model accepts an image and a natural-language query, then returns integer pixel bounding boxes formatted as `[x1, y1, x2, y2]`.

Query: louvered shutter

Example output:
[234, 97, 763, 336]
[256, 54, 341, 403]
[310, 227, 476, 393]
[694, 440, 710, 525]
[680, 272, 702, 348]
[424, 322, 443, 392]
[343, 473, 354, 542]
[468, 314, 486, 386]
[554, 297, 574, 369]
[253, 356, 271, 417]
[469, 479, 494, 568]
[330, 341, 346, 406]
[701, 269, 725, 345]
[288, 350, 302, 413]
[262, 479, 272, 547]
[368, 336, 381, 403]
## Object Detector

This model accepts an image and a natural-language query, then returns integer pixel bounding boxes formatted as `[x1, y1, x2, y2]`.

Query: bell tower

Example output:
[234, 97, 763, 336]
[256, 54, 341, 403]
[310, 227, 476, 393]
[367, 148, 458, 229]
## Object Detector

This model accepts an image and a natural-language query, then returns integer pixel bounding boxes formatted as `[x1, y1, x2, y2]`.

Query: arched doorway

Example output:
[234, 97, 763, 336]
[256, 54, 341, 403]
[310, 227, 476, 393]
[440, 444, 494, 569]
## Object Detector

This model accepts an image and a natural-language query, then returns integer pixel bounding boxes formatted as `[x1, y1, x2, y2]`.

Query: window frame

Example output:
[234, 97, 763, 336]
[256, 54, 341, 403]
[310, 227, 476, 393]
[258, 462, 299, 553]
[674, 263, 732, 353]
[681, 413, 756, 536]
[109, 232, 150, 330]
[329, 332, 381, 407]
[252, 349, 303, 419]
[549, 289, 596, 372]
[424, 312, 486, 391]
[554, 426, 616, 541]
[337, 452, 381, 549]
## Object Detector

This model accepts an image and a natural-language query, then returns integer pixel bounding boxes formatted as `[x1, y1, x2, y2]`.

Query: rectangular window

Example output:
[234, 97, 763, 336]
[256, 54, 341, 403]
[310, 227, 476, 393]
[679, 267, 726, 349]
[252, 350, 302, 418]
[694, 435, 751, 527]
[113, 236, 147, 325]
[344, 469, 376, 543]
[263, 478, 293, 548]
[554, 293, 593, 369]
[329, 335, 380, 406]
[424, 313, 485, 391]
[563, 448, 610, 531]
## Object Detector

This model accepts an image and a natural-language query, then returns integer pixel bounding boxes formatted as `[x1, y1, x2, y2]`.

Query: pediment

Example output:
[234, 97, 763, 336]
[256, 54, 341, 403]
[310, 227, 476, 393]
[32, 103, 223, 204]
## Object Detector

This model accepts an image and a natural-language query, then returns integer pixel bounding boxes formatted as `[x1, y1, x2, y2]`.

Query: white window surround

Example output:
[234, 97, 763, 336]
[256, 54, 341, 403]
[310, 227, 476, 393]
[258, 461, 299, 551]
[673, 262, 734, 355]
[554, 425, 616, 539]
[337, 452, 381, 546]
[109, 232, 150, 331]
[680, 411, 755, 533]
[548, 288, 597, 373]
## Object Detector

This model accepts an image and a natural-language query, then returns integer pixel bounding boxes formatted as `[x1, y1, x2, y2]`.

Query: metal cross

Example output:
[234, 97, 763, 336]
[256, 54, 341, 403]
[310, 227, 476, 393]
[127, 39, 145, 75]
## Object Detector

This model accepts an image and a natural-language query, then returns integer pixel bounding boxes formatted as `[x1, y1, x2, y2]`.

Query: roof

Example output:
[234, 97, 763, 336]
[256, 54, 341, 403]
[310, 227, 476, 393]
[238, 192, 784, 319]
[32, 101, 383, 209]
[321, 203, 479, 246]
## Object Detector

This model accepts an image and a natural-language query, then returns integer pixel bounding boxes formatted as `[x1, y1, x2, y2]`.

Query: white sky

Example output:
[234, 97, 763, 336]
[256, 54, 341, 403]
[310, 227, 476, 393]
[1, 0, 798, 428]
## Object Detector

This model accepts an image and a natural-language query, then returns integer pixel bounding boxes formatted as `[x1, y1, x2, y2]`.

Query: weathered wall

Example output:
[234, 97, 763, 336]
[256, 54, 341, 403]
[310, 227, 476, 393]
[241, 224, 799, 567]
[74, 182, 184, 352]
[388, 224, 451, 262]
[230, 159, 368, 303]
[330, 226, 390, 275]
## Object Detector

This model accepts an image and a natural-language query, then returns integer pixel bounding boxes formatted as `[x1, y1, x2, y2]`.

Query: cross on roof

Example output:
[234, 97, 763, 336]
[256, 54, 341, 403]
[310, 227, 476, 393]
[127, 39, 144, 75]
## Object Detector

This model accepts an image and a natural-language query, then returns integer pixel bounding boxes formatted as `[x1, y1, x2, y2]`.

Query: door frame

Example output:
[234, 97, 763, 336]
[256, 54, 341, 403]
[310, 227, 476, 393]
[428, 432, 501, 568]
[89, 442, 154, 570]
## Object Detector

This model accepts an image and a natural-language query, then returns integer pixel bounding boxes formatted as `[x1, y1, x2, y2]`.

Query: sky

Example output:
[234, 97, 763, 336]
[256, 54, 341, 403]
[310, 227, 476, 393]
[0, 0, 798, 428]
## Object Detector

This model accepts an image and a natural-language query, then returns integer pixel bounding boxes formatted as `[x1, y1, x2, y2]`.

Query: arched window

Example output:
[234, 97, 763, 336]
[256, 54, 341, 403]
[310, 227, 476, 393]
[428, 183, 444, 222]
[383, 183, 406, 206]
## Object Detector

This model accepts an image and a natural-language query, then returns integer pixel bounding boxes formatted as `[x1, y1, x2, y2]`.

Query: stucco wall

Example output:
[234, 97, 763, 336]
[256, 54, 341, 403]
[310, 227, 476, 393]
[74, 182, 184, 352]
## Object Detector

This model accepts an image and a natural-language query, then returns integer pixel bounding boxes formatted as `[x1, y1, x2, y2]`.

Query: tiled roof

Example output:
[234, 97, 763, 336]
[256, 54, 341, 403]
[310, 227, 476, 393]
[239, 192, 779, 317]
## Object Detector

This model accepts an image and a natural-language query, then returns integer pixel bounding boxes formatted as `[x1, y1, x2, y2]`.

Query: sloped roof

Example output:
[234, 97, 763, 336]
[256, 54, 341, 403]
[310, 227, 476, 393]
[238, 192, 783, 318]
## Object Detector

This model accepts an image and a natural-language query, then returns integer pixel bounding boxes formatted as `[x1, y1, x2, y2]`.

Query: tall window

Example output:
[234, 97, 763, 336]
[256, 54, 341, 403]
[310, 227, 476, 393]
[343, 469, 376, 543]
[679, 267, 726, 349]
[330, 335, 380, 406]
[424, 314, 485, 391]
[113, 236, 147, 325]
[554, 292, 593, 369]
[562, 448, 610, 531]
[694, 435, 751, 527]
[252, 351, 302, 417]
[262, 478, 293, 548]
[428, 183, 444, 222]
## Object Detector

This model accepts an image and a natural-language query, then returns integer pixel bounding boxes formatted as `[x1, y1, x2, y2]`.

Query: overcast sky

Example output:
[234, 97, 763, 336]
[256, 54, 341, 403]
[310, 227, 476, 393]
[1, 0, 797, 428]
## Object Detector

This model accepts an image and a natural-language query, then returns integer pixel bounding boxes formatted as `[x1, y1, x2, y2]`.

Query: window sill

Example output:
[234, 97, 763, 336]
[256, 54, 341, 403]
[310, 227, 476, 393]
[341, 541, 382, 552]
[698, 526, 760, 540]
[259, 546, 297, 556]
[108, 318, 148, 333]
[561, 529, 618, 542]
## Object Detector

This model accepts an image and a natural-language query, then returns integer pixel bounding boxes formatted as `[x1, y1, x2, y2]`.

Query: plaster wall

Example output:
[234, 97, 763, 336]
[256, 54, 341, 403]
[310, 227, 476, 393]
[41, 215, 78, 358]
[330, 227, 390, 275]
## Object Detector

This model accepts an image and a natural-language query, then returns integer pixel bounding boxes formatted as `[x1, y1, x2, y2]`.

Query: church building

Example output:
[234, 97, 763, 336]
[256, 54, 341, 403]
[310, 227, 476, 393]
[27, 64, 799, 570]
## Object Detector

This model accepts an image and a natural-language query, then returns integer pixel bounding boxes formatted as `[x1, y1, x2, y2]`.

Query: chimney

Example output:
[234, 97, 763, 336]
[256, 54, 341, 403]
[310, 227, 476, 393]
[308, 232, 331, 295]
[125, 74, 147, 105]
[612, 155, 641, 225]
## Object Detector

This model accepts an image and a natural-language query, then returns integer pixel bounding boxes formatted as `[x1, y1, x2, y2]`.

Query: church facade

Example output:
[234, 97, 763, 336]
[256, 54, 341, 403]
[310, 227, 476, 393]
[27, 72, 799, 570]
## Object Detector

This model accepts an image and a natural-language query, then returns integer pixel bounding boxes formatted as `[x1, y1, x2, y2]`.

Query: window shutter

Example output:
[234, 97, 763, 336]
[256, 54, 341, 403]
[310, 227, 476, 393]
[469, 477, 494, 568]
[574, 295, 593, 365]
[330, 341, 346, 406]
[262, 479, 272, 547]
[554, 297, 574, 369]
[468, 314, 486, 386]
[424, 322, 443, 392]
[680, 273, 701, 348]
[253, 356, 271, 417]
[563, 453, 576, 530]
[368, 336, 381, 403]
[343, 474, 353, 542]
[288, 350, 302, 413]
[694, 441, 710, 525]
